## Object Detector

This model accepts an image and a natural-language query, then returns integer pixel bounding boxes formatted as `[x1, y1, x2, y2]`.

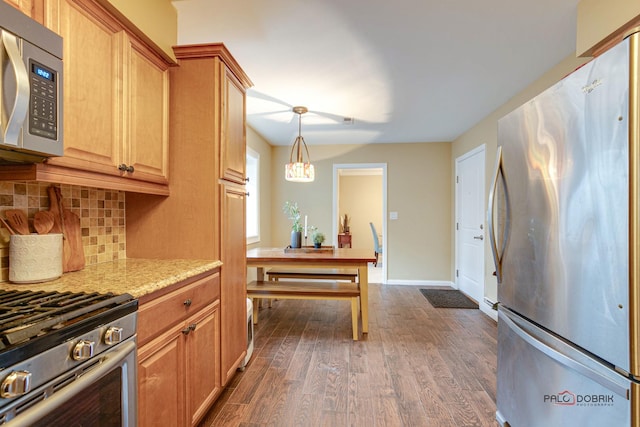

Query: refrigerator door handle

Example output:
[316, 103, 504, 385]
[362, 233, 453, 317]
[488, 146, 509, 283]
[499, 309, 629, 399]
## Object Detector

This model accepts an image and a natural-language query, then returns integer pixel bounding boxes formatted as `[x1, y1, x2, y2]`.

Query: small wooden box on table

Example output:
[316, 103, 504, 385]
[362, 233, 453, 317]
[338, 233, 352, 248]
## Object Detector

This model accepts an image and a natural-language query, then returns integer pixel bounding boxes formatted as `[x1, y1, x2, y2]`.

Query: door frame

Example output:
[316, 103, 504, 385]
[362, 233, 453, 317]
[455, 145, 487, 310]
[332, 163, 387, 284]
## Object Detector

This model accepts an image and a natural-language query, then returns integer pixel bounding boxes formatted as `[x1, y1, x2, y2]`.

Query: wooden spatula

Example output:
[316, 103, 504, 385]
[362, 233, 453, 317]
[34, 211, 55, 234]
[4, 209, 30, 235]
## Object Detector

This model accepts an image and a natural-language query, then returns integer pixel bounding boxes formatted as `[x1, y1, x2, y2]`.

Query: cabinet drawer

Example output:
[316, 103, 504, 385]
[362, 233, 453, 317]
[138, 272, 220, 345]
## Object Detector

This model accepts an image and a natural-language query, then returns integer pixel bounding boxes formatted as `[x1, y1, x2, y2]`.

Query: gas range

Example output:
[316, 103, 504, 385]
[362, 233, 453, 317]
[0, 289, 138, 425]
[0, 289, 137, 367]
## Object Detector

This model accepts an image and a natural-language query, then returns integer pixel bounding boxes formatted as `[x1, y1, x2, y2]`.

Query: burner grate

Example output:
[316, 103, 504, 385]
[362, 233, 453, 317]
[0, 290, 134, 347]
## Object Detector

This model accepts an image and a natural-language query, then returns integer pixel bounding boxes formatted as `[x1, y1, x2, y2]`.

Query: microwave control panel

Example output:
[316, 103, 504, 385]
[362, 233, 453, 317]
[28, 60, 58, 141]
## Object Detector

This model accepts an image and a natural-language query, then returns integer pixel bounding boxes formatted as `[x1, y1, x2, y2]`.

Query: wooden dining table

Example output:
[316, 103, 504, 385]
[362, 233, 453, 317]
[246, 247, 376, 339]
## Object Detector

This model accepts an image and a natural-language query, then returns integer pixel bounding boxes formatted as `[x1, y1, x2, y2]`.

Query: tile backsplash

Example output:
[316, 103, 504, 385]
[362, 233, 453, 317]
[0, 182, 126, 282]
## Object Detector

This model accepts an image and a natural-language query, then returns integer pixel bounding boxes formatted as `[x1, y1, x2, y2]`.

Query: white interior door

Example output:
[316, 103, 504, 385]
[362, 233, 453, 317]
[455, 145, 485, 303]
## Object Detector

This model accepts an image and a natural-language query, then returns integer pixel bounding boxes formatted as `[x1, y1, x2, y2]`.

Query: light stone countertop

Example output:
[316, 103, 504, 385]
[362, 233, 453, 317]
[0, 258, 222, 299]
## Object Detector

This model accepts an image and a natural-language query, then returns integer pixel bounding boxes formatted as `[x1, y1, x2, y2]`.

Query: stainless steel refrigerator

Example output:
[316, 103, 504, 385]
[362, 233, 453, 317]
[489, 30, 640, 426]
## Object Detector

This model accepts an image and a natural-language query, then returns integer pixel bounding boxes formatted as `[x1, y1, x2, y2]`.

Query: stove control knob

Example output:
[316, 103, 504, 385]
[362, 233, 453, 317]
[1, 371, 32, 398]
[72, 340, 95, 361]
[104, 326, 124, 345]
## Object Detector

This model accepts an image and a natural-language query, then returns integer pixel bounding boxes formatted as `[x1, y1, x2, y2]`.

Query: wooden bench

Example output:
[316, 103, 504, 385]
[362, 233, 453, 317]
[266, 268, 358, 282]
[261, 268, 359, 309]
[247, 280, 361, 340]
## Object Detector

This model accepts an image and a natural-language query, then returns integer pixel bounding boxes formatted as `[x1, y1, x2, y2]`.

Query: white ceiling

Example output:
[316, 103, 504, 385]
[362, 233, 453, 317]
[173, 0, 581, 146]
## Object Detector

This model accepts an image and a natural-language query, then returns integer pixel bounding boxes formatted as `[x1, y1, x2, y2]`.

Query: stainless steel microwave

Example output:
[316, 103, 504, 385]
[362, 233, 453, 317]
[0, 1, 63, 163]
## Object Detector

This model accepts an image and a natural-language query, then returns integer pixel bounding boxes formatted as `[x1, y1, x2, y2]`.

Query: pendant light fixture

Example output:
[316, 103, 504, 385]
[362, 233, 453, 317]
[285, 106, 315, 182]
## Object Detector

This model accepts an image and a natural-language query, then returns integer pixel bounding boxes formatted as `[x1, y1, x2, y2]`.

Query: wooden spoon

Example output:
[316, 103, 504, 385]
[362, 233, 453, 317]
[34, 211, 55, 234]
[0, 217, 15, 235]
[4, 209, 30, 235]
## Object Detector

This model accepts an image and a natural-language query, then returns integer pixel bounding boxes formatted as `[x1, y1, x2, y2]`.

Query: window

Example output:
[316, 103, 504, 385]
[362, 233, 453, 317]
[246, 147, 260, 244]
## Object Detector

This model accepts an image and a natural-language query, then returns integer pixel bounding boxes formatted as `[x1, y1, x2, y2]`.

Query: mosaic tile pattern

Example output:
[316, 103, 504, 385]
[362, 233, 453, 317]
[0, 182, 126, 282]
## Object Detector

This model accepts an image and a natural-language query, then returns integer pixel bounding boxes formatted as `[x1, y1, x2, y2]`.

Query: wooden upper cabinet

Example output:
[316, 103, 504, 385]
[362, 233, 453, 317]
[173, 44, 252, 186]
[125, 34, 169, 184]
[0, 0, 171, 195]
[44, 0, 169, 185]
[221, 69, 247, 184]
[43, 0, 122, 175]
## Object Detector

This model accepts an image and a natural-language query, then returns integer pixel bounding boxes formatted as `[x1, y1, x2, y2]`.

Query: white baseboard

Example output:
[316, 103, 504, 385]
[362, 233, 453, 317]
[480, 304, 498, 321]
[383, 279, 455, 287]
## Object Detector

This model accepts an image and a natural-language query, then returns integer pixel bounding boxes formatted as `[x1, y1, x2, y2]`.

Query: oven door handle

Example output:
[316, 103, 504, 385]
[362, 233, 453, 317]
[7, 340, 136, 427]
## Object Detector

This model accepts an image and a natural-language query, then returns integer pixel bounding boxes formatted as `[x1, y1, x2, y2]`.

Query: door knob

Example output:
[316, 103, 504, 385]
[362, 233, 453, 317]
[474, 235, 484, 240]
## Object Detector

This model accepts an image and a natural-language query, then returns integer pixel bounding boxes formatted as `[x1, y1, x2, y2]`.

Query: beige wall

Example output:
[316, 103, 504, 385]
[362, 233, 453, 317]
[577, 0, 640, 56]
[451, 53, 590, 302]
[104, 0, 177, 61]
[339, 175, 383, 251]
[269, 142, 451, 281]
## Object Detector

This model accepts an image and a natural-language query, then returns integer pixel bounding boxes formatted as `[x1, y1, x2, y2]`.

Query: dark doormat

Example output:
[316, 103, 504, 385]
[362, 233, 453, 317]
[419, 289, 479, 309]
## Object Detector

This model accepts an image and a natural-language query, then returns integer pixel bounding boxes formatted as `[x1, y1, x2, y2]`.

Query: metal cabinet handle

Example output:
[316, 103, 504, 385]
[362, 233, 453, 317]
[473, 235, 484, 240]
[183, 299, 192, 307]
[181, 323, 197, 335]
[118, 164, 135, 173]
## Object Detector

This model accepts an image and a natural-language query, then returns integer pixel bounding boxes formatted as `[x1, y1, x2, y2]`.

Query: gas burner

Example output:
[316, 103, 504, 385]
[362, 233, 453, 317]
[0, 289, 137, 366]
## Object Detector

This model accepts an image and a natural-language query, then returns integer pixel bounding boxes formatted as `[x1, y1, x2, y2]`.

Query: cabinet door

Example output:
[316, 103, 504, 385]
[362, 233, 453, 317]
[220, 183, 247, 384]
[220, 68, 246, 184]
[43, 0, 122, 175]
[186, 301, 221, 426]
[126, 34, 169, 183]
[138, 328, 186, 427]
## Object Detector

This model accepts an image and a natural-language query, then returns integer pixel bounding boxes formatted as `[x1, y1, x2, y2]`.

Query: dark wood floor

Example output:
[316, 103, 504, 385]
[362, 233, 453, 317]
[199, 284, 498, 426]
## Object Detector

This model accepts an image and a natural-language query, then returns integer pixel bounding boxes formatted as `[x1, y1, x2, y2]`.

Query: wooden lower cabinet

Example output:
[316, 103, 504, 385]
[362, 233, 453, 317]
[138, 327, 185, 426]
[137, 272, 221, 427]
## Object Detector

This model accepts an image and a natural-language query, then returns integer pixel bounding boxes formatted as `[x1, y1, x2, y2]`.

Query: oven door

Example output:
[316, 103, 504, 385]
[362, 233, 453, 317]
[5, 337, 136, 427]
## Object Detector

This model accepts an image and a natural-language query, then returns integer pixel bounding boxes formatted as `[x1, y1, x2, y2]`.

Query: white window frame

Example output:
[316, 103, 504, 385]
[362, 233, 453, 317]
[246, 147, 260, 244]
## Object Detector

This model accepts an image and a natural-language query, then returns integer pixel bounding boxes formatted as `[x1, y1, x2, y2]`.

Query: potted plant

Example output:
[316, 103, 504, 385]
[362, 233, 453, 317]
[283, 201, 303, 248]
[311, 227, 325, 248]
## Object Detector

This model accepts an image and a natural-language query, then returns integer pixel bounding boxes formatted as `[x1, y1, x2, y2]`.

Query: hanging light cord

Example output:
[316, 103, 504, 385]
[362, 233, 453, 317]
[289, 112, 312, 164]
